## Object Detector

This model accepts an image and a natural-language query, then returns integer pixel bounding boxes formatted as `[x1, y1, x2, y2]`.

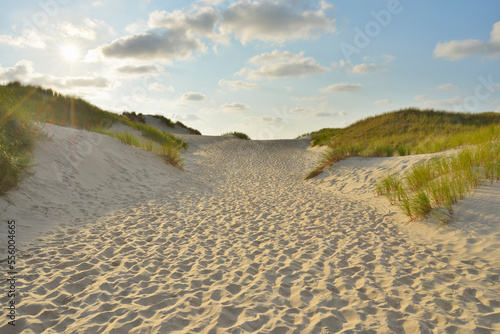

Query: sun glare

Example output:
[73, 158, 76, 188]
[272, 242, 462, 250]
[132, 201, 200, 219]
[61, 45, 80, 62]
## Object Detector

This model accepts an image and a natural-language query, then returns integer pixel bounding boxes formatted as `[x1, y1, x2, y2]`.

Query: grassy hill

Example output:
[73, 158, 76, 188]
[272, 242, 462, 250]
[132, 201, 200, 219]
[306, 108, 500, 178]
[0, 82, 197, 195]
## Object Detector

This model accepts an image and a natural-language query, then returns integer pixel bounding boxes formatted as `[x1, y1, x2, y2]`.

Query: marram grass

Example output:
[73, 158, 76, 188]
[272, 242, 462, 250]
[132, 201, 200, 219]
[305, 108, 500, 179]
[375, 142, 500, 222]
[92, 127, 184, 169]
[222, 131, 251, 140]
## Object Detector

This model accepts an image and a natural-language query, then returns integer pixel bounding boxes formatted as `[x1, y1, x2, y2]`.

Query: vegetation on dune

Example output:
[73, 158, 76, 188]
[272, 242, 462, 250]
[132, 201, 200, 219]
[152, 114, 175, 128]
[176, 121, 202, 135]
[375, 143, 500, 222]
[0, 88, 41, 195]
[92, 128, 184, 169]
[121, 121, 188, 149]
[122, 111, 146, 123]
[222, 131, 251, 140]
[305, 108, 500, 179]
[0, 82, 189, 194]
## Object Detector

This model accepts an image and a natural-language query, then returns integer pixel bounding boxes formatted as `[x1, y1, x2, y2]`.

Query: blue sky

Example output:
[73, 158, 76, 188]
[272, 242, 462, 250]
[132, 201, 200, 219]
[1, 0, 499, 139]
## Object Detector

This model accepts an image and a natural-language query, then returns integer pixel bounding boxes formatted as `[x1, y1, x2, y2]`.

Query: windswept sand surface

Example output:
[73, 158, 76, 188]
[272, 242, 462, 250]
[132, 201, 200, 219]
[1, 125, 499, 333]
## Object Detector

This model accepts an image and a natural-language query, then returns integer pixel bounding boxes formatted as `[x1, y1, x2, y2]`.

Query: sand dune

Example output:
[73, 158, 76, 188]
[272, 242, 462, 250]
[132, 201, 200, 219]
[1, 124, 499, 333]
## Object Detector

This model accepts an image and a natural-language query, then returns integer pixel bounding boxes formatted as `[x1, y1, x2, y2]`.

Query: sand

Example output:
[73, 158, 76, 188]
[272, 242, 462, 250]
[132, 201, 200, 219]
[0, 124, 499, 333]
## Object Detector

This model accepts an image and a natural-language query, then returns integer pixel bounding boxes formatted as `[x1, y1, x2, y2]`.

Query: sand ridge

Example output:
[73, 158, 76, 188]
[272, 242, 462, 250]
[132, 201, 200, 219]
[0, 125, 499, 333]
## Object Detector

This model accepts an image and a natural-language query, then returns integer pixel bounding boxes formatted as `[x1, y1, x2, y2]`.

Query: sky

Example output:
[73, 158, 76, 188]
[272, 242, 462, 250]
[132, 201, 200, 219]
[1, 0, 499, 139]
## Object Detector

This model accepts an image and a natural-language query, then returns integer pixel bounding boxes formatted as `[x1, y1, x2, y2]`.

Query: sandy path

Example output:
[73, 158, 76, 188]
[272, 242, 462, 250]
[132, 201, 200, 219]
[1, 134, 499, 333]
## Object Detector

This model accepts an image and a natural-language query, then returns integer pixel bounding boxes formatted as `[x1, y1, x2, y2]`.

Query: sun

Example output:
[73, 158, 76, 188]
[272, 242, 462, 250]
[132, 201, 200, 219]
[60, 44, 80, 62]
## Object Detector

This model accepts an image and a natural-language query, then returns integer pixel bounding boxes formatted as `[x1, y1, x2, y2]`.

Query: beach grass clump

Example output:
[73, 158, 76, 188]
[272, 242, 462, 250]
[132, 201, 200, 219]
[122, 111, 146, 123]
[306, 108, 500, 178]
[223, 131, 251, 140]
[375, 142, 500, 222]
[152, 114, 175, 128]
[0, 86, 42, 195]
[176, 121, 202, 135]
[92, 127, 185, 169]
[126, 121, 188, 149]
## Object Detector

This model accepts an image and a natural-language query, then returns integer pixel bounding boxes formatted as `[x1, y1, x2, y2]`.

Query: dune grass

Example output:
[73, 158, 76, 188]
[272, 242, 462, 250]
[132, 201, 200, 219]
[222, 131, 251, 140]
[122, 111, 146, 124]
[0, 83, 43, 194]
[175, 121, 202, 135]
[375, 143, 500, 222]
[305, 108, 500, 179]
[0, 82, 190, 195]
[152, 114, 175, 128]
[91, 127, 185, 169]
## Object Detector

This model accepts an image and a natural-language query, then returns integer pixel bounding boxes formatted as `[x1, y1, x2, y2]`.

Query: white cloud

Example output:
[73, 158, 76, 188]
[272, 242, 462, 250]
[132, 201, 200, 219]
[148, 7, 224, 42]
[0, 60, 33, 81]
[203, 102, 250, 113]
[92, 2, 335, 62]
[220, 0, 335, 44]
[417, 96, 464, 108]
[351, 63, 387, 74]
[291, 96, 325, 102]
[221, 102, 249, 111]
[148, 82, 174, 92]
[320, 83, 362, 93]
[218, 79, 259, 90]
[373, 99, 393, 105]
[198, 0, 226, 5]
[261, 115, 283, 123]
[95, 30, 206, 61]
[237, 50, 327, 80]
[289, 105, 345, 117]
[181, 92, 206, 101]
[0, 30, 47, 49]
[90, 7, 224, 62]
[333, 56, 393, 74]
[437, 83, 458, 90]
[60, 22, 96, 40]
[315, 111, 345, 117]
[290, 107, 311, 113]
[60, 19, 115, 41]
[381, 54, 396, 63]
[414, 94, 428, 101]
[434, 21, 500, 60]
[0, 60, 111, 90]
[125, 19, 148, 34]
[92, 0, 102, 6]
[115, 64, 161, 75]
[173, 113, 203, 122]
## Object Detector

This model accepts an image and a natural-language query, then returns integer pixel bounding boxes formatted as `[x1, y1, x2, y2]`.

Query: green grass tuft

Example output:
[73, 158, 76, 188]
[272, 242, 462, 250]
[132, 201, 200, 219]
[375, 142, 500, 222]
[222, 131, 251, 140]
[0, 86, 43, 195]
[176, 121, 202, 135]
